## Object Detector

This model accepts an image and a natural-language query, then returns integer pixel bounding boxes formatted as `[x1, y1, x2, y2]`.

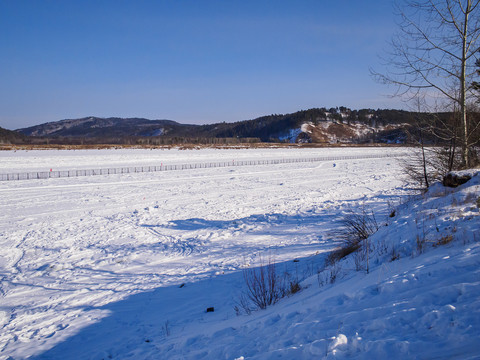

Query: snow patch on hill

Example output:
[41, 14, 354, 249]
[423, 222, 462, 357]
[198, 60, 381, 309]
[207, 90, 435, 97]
[280, 121, 407, 144]
[301, 123, 313, 134]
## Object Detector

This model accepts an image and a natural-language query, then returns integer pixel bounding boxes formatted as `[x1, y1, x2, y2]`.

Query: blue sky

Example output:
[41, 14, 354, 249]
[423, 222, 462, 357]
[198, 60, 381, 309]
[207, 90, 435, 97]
[0, 1, 401, 130]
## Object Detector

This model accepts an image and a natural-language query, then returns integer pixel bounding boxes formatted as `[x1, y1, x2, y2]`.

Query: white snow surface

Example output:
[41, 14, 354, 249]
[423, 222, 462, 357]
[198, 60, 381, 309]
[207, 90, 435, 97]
[300, 123, 312, 134]
[0, 147, 479, 359]
[0, 147, 392, 173]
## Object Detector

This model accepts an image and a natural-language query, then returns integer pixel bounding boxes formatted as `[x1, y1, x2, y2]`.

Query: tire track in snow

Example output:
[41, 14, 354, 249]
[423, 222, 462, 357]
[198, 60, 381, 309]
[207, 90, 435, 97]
[0, 162, 340, 225]
[3, 158, 384, 268]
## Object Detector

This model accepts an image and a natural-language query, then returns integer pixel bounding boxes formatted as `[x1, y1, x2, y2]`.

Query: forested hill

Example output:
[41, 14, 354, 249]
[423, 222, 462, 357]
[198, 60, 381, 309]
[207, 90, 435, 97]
[198, 108, 415, 141]
[17, 117, 185, 138]
[0, 126, 28, 144]
[13, 107, 433, 145]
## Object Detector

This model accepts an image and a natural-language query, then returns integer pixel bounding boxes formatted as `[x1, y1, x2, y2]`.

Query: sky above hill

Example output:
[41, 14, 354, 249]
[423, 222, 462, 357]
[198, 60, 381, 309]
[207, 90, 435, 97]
[0, 1, 403, 130]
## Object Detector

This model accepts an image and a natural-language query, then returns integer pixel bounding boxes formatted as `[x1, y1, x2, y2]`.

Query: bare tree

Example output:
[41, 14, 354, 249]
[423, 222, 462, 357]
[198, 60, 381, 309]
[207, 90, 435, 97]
[403, 99, 465, 188]
[373, 0, 480, 168]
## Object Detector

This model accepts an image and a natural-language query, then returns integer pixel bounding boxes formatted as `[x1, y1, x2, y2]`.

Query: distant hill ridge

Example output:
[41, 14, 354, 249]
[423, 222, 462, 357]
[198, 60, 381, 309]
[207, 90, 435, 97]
[17, 117, 184, 138]
[14, 108, 416, 144]
[0, 126, 28, 144]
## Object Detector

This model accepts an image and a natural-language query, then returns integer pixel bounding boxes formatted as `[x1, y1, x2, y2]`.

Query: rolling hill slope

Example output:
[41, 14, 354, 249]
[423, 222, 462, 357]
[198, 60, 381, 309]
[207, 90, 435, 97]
[16, 108, 414, 144]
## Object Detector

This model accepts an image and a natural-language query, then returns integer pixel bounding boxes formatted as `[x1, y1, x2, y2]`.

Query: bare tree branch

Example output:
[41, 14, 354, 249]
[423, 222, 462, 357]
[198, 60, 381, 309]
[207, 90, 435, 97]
[373, 0, 480, 167]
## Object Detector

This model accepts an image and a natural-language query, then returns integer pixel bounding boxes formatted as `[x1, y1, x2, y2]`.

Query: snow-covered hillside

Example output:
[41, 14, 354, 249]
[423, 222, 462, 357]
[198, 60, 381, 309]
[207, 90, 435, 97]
[0, 148, 478, 359]
[279, 121, 407, 144]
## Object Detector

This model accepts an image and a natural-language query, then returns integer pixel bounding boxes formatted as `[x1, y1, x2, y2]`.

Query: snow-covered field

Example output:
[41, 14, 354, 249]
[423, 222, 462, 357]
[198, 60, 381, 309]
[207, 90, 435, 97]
[0, 147, 478, 359]
[0, 147, 400, 173]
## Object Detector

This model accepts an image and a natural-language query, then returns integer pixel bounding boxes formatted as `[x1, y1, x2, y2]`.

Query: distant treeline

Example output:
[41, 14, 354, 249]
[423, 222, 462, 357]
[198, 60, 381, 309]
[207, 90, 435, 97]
[3, 107, 477, 146]
[1, 135, 261, 146]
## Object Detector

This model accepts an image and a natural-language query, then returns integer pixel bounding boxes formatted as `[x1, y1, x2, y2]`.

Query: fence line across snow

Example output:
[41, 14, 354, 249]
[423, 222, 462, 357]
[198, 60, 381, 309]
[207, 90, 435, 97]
[0, 153, 404, 181]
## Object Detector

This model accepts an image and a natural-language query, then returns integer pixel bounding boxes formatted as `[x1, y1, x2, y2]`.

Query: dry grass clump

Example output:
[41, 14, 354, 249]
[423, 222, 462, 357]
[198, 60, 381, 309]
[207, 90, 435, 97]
[433, 235, 454, 247]
[326, 205, 379, 273]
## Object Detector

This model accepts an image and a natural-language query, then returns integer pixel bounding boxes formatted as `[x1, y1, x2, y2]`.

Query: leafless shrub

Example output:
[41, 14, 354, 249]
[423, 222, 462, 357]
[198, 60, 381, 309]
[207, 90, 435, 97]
[283, 263, 301, 296]
[287, 279, 301, 295]
[434, 235, 454, 247]
[303, 259, 316, 279]
[375, 238, 389, 257]
[416, 234, 426, 254]
[354, 247, 368, 271]
[390, 246, 400, 262]
[237, 257, 286, 313]
[329, 263, 340, 284]
[317, 266, 326, 287]
[339, 205, 379, 245]
[317, 263, 342, 287]
[415, 217, 429, 254]
[235, 294, 253, 315]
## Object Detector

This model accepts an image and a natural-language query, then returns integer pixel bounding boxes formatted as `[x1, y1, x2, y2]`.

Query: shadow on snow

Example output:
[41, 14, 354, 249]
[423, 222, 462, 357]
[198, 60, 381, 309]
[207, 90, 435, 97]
[29, 254, 323, 360]
[29, 193, 410, 359]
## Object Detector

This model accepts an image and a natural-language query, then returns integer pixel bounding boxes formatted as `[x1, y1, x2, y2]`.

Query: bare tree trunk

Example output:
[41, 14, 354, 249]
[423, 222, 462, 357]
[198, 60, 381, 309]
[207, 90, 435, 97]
[461, 0, 470, 168]
[420, 129, 430, 188]
[449, 136, 456, 172]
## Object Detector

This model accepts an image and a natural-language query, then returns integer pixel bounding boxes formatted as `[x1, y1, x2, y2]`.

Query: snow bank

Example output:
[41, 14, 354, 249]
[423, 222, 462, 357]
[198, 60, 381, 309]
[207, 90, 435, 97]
[147, 171, 479, 359]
